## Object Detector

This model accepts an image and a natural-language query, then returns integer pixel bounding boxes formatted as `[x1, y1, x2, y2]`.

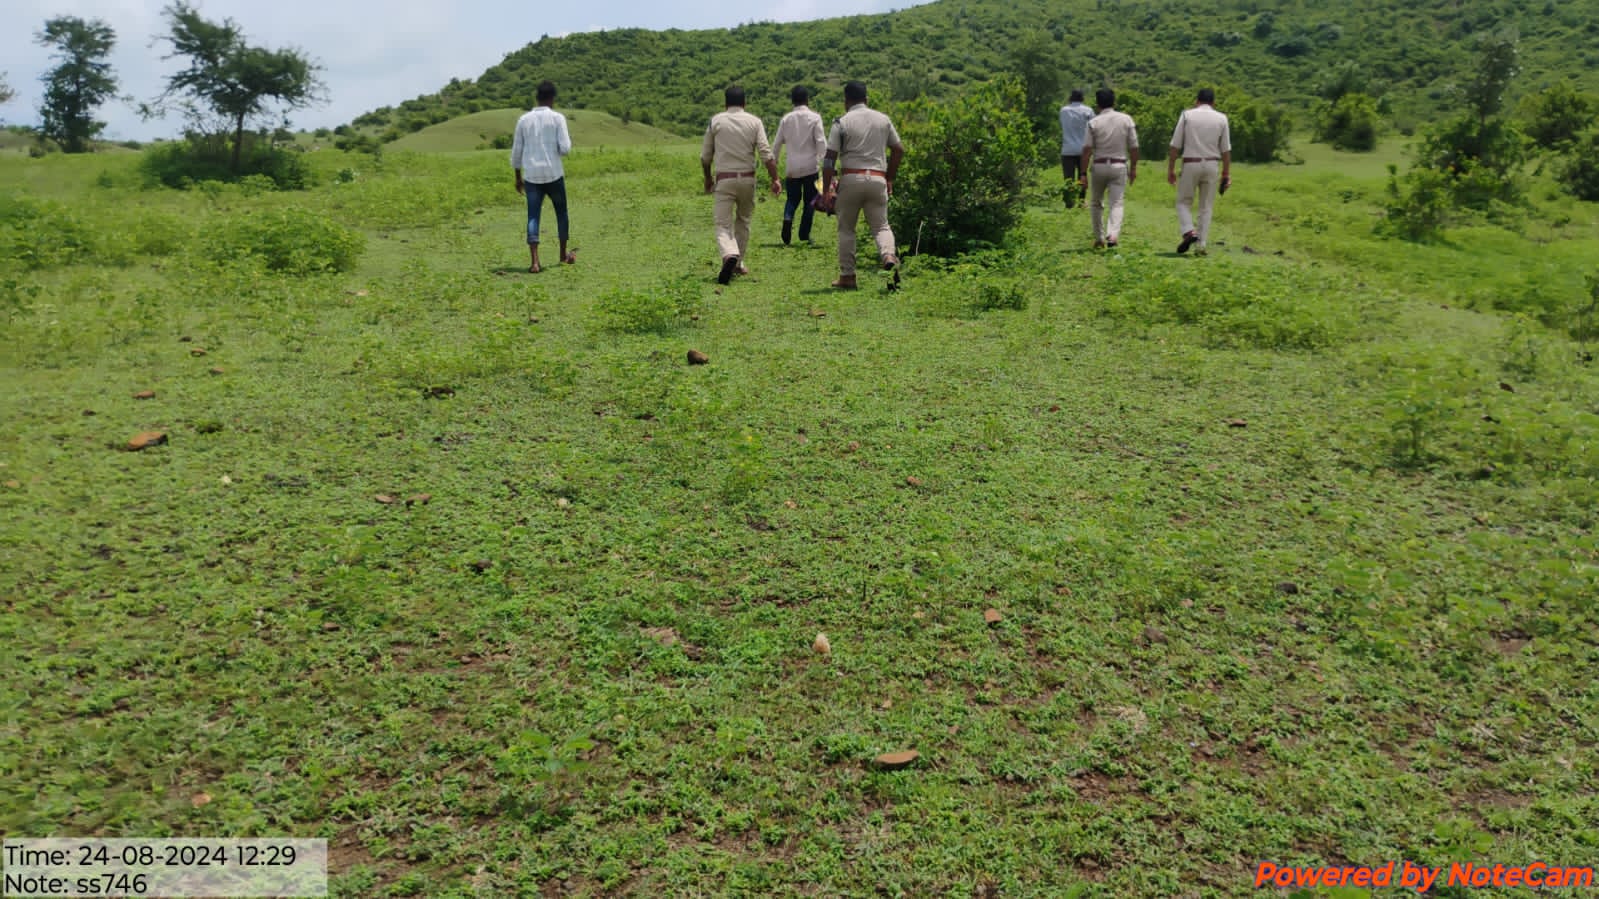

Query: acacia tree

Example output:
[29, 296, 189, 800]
[36, 17, 119, 152]
[152, 2, 324, 173]
[1, 73, 15, 105]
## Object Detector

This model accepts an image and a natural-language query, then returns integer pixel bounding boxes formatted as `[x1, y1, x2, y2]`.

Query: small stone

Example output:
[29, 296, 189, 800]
[813, 632, 831, 655]
[912, 611, 925, 620]
[1048, 404, 1061, 412]
[808, 308, 826, 317]
[1499, 381, 1515, 393]
[321, 622, 340, 632]
[872, 750, 919, 770]
[472, 559, 493, 573]
[209, 367, 225, 375]
[687, 349, 710, 365]
[555, 497, 571, 508]
[220, 475, 232, 485]
[374, 494, 397, 504]
[126, 431, 168, 451]
[784, 500, 797, 509]
[1143, 625, 1169, 645]
[179, 335, 193, 343]
[190, 792, 212, 808]
[846, 441, 861, 452]
[4, 480, 20, 489]
[880, 699, 893, 710]
[133, 390, 156, 400]
[406, 493, 432, 506]
[983, 608, 1003, 625]
[82, 409, 96, 416]
[905, 476, 923, 487]
[1276, 581, 1301, 596]
[1227, 419, 1248, 428]
[189, 347, 207, 357]
[427, 385, 455, 398]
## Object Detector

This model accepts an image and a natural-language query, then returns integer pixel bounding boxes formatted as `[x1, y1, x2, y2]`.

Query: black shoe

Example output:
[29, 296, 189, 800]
[718, 255, 739, 285]
[1106, 239, 1118, 248]
[1177, 232, 1198, 254]
[781, 220, 792, 245]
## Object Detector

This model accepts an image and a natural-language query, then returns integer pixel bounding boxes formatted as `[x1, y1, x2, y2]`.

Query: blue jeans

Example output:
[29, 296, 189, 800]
[525, 177, 569, 244]
[783, 173, 819, 241]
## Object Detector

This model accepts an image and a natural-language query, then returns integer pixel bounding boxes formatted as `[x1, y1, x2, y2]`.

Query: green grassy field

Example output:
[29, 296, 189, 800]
[3, 136, 1597, 898]
[387, 108, 683, 153]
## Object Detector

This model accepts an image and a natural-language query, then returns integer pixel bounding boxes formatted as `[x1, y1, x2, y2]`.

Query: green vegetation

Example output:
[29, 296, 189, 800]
[147, 1, 324, 178]
[353, 0, 1599, 145]
[0, 72, 15, 106]
[4, 120, 1598, 895]
[35, 16, 119, 153]
[387, 108, 679, 154]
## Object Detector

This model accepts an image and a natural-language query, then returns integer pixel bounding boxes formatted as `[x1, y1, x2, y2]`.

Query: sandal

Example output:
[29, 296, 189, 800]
[562, 250, 577, 265]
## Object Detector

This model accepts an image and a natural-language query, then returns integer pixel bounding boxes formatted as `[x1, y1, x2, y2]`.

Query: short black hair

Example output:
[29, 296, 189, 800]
[725, 85, 746, 107]
[536, 81, 557, 104]
[1095, 88, 1115, 109]
[790, 85, 810, 105]
[1197, 87, 1216, 104]
[1069, 89, 1085, 102]
[843, 81, 867, 104]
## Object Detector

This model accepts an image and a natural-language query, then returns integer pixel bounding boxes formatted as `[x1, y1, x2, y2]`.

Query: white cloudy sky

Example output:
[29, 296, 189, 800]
[2, 0, 924, 140]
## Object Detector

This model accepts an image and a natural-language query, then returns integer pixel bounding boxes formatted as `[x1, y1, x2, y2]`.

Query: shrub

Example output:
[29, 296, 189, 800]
[204, 207, 365, 274]
[1520, 83, 1596, 151]
[1315, 93, 1381, 151]
[1558, 129, 1599, 201]
[889, 79, 1035, 257]
[140, 134, 315, 190]
[1378, 163, 1452, 241]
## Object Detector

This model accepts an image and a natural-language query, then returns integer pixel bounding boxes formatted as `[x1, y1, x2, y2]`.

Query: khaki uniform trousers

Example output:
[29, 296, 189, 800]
[835, 174, 895, 276]
[1089, 161, 1129, 242]
[714, 176, 756, 260]
[1176, 160, 1220, 248]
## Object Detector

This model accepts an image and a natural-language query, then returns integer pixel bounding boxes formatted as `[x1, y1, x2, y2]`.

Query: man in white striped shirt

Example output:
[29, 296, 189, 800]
[773, 85, 826, 245]
[511, 80, 573, 273]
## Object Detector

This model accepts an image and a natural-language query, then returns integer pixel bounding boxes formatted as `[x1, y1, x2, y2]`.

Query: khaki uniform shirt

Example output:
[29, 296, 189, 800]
[701, 107, 774, 173]
[826, 104, 902, 171]
[1084, 109, 1138, 161]
[1169, 104, 1231, 159]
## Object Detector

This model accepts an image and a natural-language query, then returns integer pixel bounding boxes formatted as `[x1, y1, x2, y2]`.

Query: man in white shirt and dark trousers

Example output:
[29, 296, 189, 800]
[773, 85, 826, 245]
[1167, 87, 1232, 256]
[1059, 89, 1094, 208]
[511, 81, 574, 273]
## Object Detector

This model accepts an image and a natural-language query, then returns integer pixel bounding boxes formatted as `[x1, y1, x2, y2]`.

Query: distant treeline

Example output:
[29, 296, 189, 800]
[349, 0, 1599, 139]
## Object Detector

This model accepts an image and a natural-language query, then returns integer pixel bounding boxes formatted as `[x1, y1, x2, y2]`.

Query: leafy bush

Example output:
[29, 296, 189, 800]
[1378, 163, 1452, 241]
[889, 79, 1035, 257]
[1417, 113, 1528, 207]
[140, 134, 315, 190]
[591, 275, 704, 334]
[0, 196, 92, 270]
[1558, 129, 1599, 201]
[1520, 83, 1596, 151]
[1315, 93, 1381, 151]
[204, 208, 365, 274]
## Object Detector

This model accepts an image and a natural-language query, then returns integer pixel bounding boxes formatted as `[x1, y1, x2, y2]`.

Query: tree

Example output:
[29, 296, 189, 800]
[1461, 28, 1518, 125]
[152, 2, 324, 173]
[1, 72, 15, 105]
[1315, 93, 1381, 151]
[1008, 30, 1063, 138]
[35, 17, 119, 153]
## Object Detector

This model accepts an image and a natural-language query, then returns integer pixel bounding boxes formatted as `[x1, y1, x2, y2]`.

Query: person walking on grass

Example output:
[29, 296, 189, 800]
[701, 85, 781, 285]
[1167, 87, 1232, 256]
[1059, 88, 1094, 208]
[1079, 87, 1139, 249]
[819, 81, 904, 290]
[511, 80, 574, 273]
[773, 85, 826, 246]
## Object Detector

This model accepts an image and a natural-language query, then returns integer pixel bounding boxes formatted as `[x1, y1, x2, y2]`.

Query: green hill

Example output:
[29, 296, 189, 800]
[386, 107, 684, 153]
[352, 0, 1599, 138]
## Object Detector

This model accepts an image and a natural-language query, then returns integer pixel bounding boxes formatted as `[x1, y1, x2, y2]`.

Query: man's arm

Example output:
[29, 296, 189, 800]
[557, 116, 572, 157]
[885, 143, 904, 196]
[1220, 150, 1232, 188]
[810, 117, 825, 173]
[821, 148, 838, 197]
[701, 121, 716, 193]
[1167, 146, 1180, 185]
[510, 120, 524, 193]
[1128, 147, 1139, 183]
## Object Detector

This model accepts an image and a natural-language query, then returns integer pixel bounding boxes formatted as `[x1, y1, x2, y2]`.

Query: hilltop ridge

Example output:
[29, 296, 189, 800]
[350, 0, 1599, 138]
